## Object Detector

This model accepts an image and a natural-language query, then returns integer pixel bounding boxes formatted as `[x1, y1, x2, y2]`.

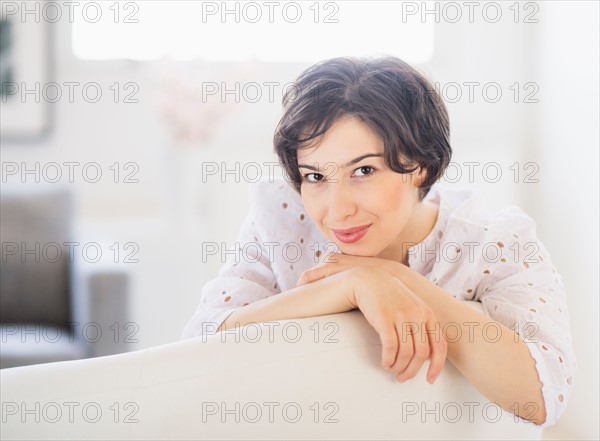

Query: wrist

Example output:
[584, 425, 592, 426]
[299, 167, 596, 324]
[345, 266, 383, 308]
[341, 267, 364, 309]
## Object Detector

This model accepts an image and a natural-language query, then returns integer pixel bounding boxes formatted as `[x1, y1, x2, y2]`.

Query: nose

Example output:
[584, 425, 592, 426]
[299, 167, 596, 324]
[328, 180, 357, 222]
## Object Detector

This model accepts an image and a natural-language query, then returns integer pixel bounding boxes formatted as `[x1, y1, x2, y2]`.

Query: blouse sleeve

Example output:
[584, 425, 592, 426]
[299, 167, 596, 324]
[475, 211, 577, 428]
[180, 207, 279, 340]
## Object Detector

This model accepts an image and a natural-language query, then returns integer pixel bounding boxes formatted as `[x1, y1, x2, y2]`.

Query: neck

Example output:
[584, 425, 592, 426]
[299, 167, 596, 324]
[378, 200, 439, 266]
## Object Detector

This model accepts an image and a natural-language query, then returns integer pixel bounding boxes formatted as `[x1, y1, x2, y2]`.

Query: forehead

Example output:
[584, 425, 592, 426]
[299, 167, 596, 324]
[296, 116, 384, 165]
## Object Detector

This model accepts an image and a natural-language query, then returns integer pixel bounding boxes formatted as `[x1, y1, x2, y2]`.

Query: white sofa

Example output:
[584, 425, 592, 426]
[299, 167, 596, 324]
[0, 301, 543, 440]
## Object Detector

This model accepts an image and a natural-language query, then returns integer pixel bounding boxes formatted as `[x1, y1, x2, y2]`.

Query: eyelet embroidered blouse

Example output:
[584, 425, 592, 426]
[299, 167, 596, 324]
[181, 177, 577, 429]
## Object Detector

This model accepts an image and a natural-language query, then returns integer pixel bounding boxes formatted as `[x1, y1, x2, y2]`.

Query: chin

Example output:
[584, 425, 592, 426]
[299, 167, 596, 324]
[337, 245, 377, 257]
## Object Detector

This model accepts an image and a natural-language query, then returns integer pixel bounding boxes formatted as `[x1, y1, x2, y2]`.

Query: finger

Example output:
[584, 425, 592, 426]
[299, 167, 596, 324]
[296, 271, 309, 287]
[425, 317, 447, 384]
[396, 321, 430, 382]
[390, 320, 414, 374]
[323, 251, 342, 264]
[297, 262, 350, 286]
[296, 267, 324, 286]
[378, 323, 399, 370]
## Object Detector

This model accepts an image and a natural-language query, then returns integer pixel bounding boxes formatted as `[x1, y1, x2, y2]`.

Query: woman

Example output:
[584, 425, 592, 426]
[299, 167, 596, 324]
[181, 56, 576, 428]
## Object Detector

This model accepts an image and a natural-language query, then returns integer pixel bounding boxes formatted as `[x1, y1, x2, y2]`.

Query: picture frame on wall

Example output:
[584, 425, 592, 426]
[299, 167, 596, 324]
[0, 14, 52, 142]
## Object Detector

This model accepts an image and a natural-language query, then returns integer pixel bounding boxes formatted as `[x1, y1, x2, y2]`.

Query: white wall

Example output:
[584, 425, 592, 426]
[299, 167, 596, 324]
[1, 2, 597, 439]
[532, 3, 599, 440]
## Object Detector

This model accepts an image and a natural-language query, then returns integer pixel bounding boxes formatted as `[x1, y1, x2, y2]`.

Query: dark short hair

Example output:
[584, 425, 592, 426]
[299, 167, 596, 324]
[273, 56, 452, 201]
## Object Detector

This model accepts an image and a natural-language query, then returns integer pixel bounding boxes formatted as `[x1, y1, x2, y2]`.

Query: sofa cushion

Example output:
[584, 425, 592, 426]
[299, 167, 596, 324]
[0, 188, 72, 324]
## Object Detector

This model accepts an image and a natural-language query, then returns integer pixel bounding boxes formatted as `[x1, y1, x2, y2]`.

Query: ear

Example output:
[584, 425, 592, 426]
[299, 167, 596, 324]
[415, 166, 428, 187]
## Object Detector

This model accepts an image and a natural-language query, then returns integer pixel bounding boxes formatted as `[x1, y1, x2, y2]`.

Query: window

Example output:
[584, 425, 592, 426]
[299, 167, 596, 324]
[72, 1, 434, 63]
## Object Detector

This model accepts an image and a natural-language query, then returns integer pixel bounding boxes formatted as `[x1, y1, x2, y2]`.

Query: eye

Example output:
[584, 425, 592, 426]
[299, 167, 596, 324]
[302, 172, 325, 184]
[354, 166, 376, 178]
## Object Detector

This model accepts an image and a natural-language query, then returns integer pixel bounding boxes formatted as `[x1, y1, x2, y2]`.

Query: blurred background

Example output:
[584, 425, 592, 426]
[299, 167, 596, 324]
[0, 1, 597, 439]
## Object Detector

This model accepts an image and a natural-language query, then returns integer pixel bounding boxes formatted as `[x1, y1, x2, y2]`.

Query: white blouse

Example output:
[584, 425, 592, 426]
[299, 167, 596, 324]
[181, 177, 577, 429]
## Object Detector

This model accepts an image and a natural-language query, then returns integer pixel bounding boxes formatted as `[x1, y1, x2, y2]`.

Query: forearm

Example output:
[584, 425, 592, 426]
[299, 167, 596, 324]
[218, 270, 355, 332]
[396, 265, 547, 425]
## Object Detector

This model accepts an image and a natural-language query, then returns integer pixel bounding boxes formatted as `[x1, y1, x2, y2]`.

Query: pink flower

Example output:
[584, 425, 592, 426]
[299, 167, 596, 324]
[152, 59, 257, 147]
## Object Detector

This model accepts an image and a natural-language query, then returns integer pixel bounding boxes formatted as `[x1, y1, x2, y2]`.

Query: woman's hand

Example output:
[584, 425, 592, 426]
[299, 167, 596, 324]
[340, 266, 447, 384]
[296, 251, 403, 287]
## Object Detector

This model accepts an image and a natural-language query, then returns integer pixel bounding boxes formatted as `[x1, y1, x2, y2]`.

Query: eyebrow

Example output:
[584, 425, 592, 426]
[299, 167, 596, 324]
[297, 153, 383, 171]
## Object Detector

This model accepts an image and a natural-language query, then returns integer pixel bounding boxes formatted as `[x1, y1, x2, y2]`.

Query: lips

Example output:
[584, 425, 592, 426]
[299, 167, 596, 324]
[331, 224, 371, 234]
[332, 224, 371, 244]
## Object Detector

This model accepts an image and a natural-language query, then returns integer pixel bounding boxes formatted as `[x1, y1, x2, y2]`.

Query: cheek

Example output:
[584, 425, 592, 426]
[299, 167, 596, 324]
[300, 193, 323, 222]
[371, 183, 405, 211]
[371, 182, 414, 224]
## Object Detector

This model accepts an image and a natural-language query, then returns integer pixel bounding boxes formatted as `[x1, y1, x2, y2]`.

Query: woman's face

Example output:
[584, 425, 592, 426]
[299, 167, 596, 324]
[297, 115, 430, 261]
